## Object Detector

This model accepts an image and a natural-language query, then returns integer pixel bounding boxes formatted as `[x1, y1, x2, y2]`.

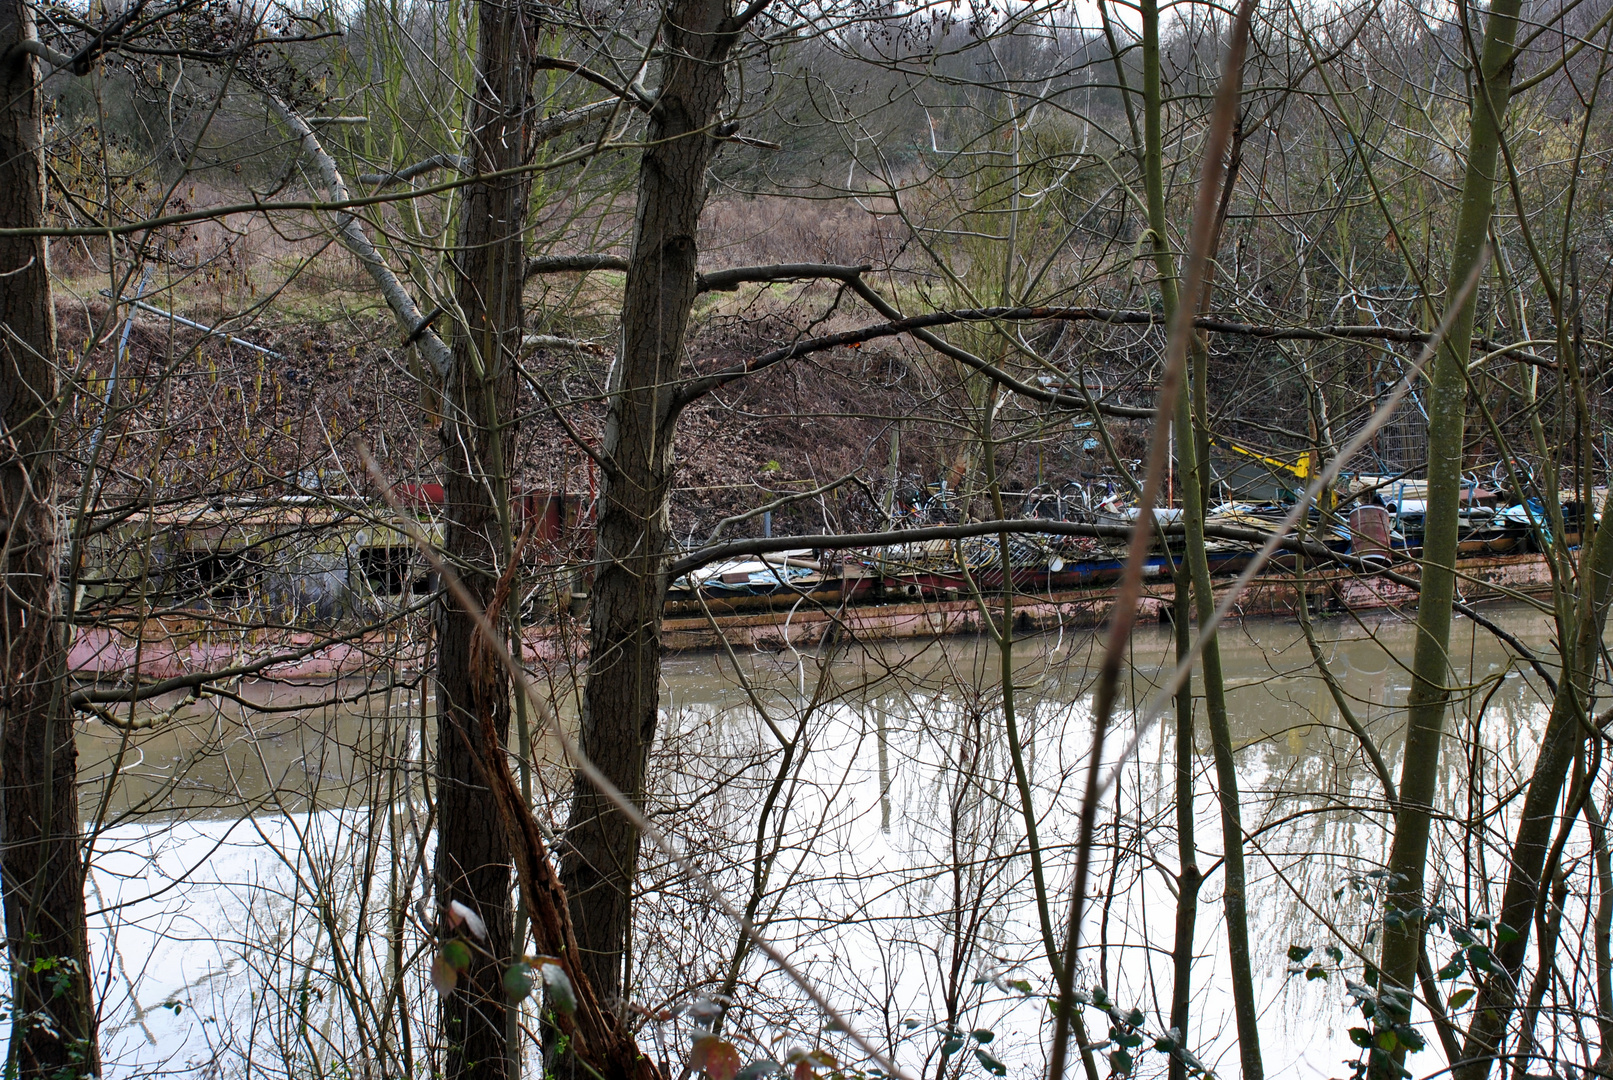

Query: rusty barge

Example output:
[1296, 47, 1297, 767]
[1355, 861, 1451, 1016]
[68, 544, 1559, 684]
[64, 458, 1582, 683]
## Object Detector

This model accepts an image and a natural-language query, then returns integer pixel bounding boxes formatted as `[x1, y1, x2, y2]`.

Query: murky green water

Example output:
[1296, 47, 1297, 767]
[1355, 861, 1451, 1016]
[80, 604, 1566, 1078]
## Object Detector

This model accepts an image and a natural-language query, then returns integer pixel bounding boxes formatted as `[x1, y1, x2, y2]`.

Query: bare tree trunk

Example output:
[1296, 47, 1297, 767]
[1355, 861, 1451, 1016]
[1138, 2, 1260, 1074]
[1586, 795, 1613, 1075]
[1167, 580, 1199, 1080]
[434, 0, 540, 1074]
[0, 6, 99, 1075]
[561, 0, 748, 1003]
[1373, 2, 1522, 1072]
[1453, 484, 1613, 1078]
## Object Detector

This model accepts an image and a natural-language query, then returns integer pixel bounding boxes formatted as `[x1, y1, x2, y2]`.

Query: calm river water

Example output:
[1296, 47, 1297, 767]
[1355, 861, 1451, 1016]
[77, 603, 1565, 1079]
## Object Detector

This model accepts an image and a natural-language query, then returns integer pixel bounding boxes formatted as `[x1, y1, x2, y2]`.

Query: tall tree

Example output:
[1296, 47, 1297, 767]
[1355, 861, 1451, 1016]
[1371, 0, 1522, 1072]
[1137, 1, 1262, 1074]
[433, 0, 540, 1073]
[0, 2, 100, 1074]
[561, 0, 761, 1001]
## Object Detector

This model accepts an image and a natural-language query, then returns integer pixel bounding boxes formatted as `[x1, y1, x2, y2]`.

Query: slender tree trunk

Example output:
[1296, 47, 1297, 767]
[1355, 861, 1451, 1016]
[1452, 482, 1613, 1078]
[1138, 3, 1261, 1075]
[1168, 578, 1200, 1080]
[1585, 796, 1613, 1075]
[981, 405, 1101, 1080]
[561, 0, 748, 1003]
[0, 7, 99, 1076]
[1372, 3, 1521, 1071]
[434, 0, 540, 1073]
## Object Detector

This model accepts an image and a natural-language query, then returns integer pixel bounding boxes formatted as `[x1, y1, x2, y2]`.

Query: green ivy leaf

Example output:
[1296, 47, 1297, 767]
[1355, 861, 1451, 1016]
[440, 939, 472, 972]
[1305, 964, 1328, 981]
[503, 962, 534, 1001]
[1447, 988, 1476, 1009]
[902, 1020, 921, 1031]
[1006, 980, 1033, 995]
[1127, 1008, 1144, 1028]
[1437, 954, 1466, 980]
[971, 1030, 994, 1044]
[973, 1049, 1007, 1077]
[941, 1037, 965, 1056]
[1326, 945, 1345, 964]
[1467, 945, 1494, 974]
[1394, 1024, 1426, 1052]
[1348, 1028, 1373, 1049]
[1496, 922, 1520, 944]
[1287, 945, 1313, 963]
[540, 961, 577, 1015]
[1109, 1049, 1133, 1076]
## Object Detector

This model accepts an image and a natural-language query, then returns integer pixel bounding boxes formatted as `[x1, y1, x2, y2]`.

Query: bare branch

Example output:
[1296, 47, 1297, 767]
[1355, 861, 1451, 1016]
[69, 600, 432, 707]
[9, 36, 74, 70]
[356, 154, 470, 187]
[535, 55, 656, 109]
[528, 96, 628, 144]
[524, 252, 629, 279]
[704, 472, 859, 544]
[522, 257, 869, 291]
[676, 300, 1555, 408]
[845, 277, 1156, 419]
[265, 91, 455, 379]
[668, 518, 1323, 581]
[696, 261, 868, 292]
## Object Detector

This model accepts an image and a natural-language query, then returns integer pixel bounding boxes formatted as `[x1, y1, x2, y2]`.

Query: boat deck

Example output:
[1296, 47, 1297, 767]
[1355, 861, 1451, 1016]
[67, 551, 1560, 683]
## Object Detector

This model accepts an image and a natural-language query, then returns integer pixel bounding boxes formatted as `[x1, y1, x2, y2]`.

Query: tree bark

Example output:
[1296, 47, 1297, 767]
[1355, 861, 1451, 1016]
[0, 3, 99, 1074]
[561, 0, 747, 1003]
[1371, 2, 1522, 1072]
[434, 0, 540, 1074]
[1139, 1, 1261, 1073]
[1167, 581, 1199, 1080]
